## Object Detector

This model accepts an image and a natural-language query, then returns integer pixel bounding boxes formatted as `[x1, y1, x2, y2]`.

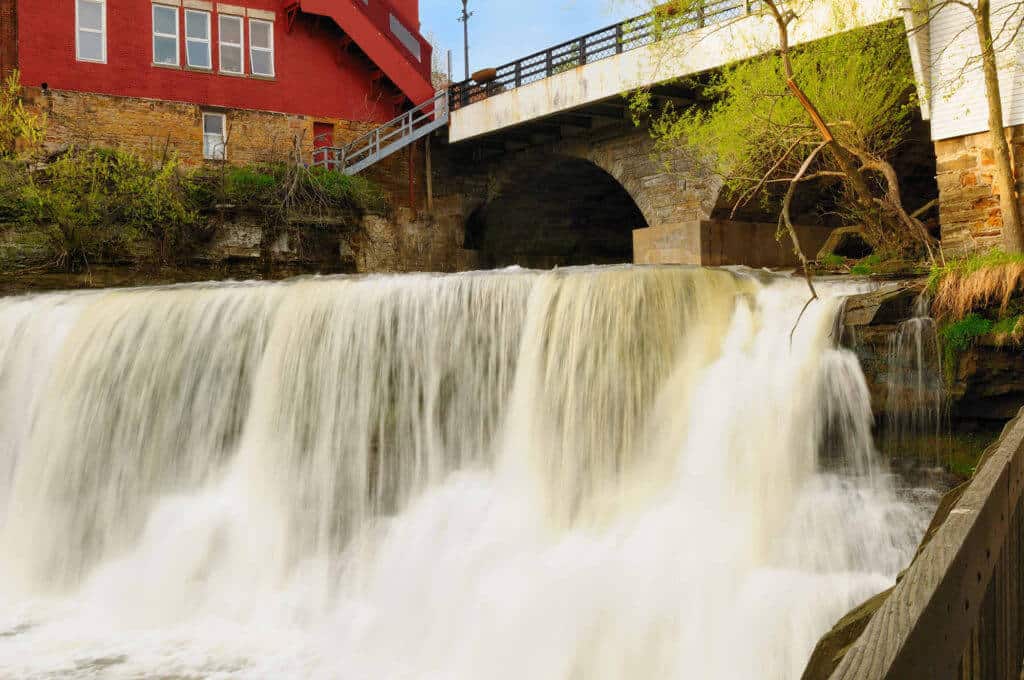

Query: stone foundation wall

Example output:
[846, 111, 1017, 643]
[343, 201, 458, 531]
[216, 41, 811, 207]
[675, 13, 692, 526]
[0, 0, 16, 81]
[936, 128, 1024, 256]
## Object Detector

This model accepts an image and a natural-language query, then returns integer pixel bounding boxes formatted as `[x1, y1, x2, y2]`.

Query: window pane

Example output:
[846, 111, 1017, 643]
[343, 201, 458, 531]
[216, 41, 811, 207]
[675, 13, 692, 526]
[250, 50, 272, 76]
[78, 30, 104, 60]
[78, 0, 102, 31]
[220, 45, 242, 73]
[185, 11, 209, 39]
[250, 21, 271, 49]
[219, 16, 241, 44]
[204, 134, 225, 160]
[154, 36, 177, 64]
[187, 40, 211, 68]
[153, 6, 177, 35]
[203, 114, 223, 135]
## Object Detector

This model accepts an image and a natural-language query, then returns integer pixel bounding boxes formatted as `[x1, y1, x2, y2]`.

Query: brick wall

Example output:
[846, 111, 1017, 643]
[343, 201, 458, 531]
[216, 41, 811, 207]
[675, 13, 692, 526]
[936, 128, 1024, 256]
[0, 0, 16, 80]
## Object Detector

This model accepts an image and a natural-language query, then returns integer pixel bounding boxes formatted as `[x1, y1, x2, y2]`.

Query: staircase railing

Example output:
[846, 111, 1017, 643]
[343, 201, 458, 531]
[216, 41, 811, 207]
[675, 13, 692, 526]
[312, 90, 449, 175]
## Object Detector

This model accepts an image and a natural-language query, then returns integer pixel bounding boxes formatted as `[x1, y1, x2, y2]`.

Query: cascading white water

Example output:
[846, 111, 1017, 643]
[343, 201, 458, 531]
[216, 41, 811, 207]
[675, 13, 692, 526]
[0, 267, 935, 679]
[884, 294, 946, 462]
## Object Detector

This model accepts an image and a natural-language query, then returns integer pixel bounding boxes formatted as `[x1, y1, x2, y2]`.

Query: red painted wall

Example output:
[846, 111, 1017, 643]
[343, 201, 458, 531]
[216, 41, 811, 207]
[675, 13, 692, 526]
[0, 0, 17, 80]
[14, 0, 410, 122]
[390, 0, 418, 27]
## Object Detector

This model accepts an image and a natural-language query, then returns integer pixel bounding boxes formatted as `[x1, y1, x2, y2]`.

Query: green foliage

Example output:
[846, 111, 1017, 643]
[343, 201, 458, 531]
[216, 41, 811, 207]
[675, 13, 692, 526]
[0, 71, 46, 158]
[940, 314, 993, 353]
[224, 165, 279, 205]
[18, 147, 198, 269]
[927, 249, 1024, 293]
[2, 141, 387, 272]
[303, 168, 385, 211]
[992, 315, 1022, 336]
[821, 253, 845, 268]
[849, 253, 883, 276]
[636, 23, 917, 236]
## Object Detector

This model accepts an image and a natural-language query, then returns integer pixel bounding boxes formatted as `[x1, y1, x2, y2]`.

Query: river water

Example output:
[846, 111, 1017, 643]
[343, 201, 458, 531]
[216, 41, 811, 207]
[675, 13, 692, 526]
[0, 266, 935, 679]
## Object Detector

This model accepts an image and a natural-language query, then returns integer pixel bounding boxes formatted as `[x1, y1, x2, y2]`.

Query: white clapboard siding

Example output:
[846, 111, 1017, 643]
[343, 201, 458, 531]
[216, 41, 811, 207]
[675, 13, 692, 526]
[929, 0, 1024, 140]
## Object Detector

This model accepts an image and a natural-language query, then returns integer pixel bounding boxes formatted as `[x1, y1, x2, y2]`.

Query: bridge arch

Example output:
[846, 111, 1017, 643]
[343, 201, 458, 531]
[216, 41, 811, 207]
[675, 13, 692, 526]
[467, 152, 650, 268]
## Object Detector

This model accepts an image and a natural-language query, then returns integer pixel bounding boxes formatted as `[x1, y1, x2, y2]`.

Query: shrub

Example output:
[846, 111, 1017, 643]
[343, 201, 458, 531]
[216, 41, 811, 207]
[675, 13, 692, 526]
[303, 168, 385, 211]
[0, 71, 46, 158]
[20, 147, 198, 269]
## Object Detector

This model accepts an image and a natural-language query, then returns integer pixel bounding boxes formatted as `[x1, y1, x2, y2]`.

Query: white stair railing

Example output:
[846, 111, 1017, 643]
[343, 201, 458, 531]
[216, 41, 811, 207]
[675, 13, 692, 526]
[312, 90, 449, 176]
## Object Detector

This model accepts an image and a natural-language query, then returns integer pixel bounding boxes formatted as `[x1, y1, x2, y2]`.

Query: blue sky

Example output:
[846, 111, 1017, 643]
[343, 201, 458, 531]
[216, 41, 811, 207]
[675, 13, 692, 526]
[419, 0, 646, 79]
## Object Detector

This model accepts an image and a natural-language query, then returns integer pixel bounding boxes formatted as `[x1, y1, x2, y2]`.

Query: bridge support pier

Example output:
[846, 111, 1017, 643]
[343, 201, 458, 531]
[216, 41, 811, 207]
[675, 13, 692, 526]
[633, 220, 833, 268]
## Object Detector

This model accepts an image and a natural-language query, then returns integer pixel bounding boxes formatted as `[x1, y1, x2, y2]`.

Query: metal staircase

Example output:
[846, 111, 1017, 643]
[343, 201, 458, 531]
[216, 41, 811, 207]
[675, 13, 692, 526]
[312, 90, 449, 176]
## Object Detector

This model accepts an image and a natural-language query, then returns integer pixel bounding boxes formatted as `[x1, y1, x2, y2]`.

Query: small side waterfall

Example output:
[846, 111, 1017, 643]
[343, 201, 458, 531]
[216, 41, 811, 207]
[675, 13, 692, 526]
[0, 267, 936, 680]
[883, 295, 947, 462]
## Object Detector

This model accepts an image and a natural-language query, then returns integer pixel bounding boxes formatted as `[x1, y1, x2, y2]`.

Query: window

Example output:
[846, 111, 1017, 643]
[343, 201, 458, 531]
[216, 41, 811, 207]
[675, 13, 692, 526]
[203, 112, 226, 160]
[76, 0, 106, 63]
[219, 15, 244, 74]
[152, 4, 179, 66]
[185, 9, 211, 69]
[249, 19, 274, 77]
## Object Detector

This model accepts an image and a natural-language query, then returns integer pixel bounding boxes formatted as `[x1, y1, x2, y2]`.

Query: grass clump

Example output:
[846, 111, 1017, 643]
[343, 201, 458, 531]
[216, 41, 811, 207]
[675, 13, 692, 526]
[940, 314, 993, 353]
[850, 253, 884, 276]
[820, 253, 845, 268]
[928, 249, 1024, 320]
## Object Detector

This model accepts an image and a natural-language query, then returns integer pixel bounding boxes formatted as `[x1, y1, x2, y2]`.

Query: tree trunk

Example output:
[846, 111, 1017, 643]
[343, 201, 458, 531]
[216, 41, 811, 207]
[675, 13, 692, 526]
[766, 1, 880, 222]
[977, 0, 1024, 253]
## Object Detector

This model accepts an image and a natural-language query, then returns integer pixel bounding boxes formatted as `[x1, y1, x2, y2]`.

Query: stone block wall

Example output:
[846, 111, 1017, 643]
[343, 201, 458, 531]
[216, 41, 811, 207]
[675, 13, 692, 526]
[935, 128, 1021, 256]
[0, 0, 15, 81]
[633, 220, 833, 268]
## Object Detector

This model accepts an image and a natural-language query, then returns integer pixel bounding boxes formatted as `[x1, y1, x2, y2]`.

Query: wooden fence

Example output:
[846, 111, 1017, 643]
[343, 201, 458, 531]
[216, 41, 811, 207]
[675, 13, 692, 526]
[829, 412, 1024, 679]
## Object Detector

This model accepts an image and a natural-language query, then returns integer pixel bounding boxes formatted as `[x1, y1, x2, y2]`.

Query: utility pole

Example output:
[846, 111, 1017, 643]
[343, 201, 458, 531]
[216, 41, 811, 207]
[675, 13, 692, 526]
[458, 0, 473, 80]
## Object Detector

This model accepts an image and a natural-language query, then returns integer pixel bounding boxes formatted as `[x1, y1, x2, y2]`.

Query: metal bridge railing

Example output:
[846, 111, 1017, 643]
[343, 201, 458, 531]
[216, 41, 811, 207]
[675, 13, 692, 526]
[826, 410, 1024, 680]
[449, 0, 758, 110]
[312, 90, 450, 176]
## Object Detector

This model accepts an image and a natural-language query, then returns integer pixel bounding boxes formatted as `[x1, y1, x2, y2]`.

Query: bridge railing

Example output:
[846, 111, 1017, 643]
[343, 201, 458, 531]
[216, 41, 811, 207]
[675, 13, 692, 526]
[449, 0, 756, 110]
[827, 411, 1024, 680]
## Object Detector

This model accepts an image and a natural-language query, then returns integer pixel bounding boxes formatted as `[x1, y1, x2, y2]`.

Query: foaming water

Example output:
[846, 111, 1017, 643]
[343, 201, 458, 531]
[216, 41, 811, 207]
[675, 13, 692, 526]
[0, 267, 935, 679]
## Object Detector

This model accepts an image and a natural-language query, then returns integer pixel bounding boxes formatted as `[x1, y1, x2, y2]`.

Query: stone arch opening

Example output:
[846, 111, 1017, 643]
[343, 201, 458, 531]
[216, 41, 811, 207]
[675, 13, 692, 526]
[469, 156, 648, 269]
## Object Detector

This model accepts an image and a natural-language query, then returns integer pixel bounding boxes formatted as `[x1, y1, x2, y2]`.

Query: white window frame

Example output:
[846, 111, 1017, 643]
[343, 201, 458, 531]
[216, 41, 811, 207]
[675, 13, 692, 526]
[152, 4, 180, 67]
[184, 9, 212, 70]
[249, 18, 275, 78]
[75, 0, 107, 64]
[218, 14, 244, 75]
[202, 112, 227, 161]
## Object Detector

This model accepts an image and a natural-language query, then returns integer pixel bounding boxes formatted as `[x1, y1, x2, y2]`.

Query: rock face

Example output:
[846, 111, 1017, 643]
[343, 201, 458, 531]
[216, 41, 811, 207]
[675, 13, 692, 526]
[839, 282, 924, 416]
[0, 203, 482, 294]
[840, 281, 1024, 425]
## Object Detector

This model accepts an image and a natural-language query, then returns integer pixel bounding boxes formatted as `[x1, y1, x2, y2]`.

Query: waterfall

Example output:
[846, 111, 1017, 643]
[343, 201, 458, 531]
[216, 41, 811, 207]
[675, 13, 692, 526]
[0, 267, 934, 680]
[884, 294, 946, 463]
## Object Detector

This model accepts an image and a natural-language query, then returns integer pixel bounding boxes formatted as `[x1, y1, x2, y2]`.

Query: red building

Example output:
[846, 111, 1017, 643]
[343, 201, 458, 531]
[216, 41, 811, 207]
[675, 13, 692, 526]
[0, 0, 434, 164]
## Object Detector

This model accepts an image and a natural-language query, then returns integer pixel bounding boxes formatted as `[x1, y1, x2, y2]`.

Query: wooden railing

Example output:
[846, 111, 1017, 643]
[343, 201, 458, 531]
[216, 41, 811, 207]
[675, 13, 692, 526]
[828, 411, 1024, 679]
[448, 0, 758, 110]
